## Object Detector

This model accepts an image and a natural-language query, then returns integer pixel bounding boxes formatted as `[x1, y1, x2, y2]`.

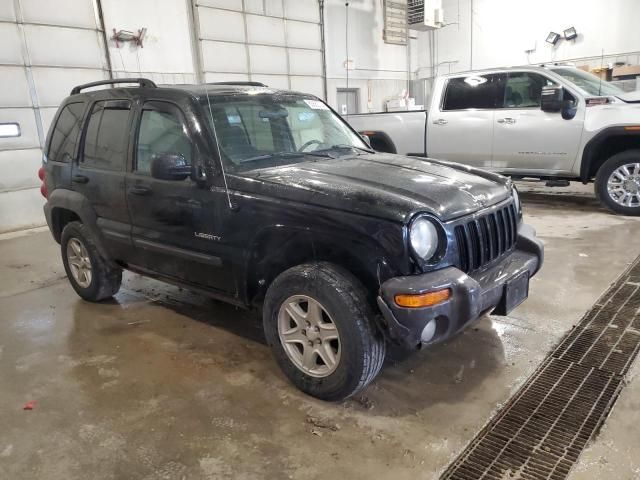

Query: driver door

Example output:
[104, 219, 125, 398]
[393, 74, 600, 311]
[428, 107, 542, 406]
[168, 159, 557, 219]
[125, 100, 231, 292]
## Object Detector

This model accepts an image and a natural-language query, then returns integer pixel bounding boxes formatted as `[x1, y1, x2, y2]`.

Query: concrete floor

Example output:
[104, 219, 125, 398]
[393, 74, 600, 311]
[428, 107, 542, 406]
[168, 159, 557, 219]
[1, 183, 639, 480]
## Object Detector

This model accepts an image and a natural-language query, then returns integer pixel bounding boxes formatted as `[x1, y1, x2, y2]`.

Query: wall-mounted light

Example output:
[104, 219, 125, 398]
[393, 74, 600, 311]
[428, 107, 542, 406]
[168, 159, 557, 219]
[546, 32, 561, 45]
[0, 122, 20, 138]
[563, 27, 577, 40]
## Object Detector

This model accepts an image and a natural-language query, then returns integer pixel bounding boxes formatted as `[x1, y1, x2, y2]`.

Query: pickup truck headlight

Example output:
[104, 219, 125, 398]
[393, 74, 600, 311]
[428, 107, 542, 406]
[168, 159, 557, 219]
[409, 216, 439, 261]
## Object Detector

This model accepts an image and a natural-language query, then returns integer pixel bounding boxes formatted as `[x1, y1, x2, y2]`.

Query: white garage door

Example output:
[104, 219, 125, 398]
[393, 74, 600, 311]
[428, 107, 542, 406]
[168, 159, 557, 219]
[0, 0, 109, 233]
[193, 0, 325, 98]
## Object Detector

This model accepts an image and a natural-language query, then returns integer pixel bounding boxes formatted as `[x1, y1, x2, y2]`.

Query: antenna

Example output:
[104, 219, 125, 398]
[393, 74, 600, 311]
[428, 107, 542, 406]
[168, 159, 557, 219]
[598, 48, 604, 96]
[345, 1, 350, 114]
[201, 84, 234, 210]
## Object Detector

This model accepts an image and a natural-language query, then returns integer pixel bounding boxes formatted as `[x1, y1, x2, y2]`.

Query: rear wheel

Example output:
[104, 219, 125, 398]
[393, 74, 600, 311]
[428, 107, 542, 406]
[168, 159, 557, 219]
[61, 221, 122, 301]
[263, 262, 386, 401]
[595, 150, 640, 216]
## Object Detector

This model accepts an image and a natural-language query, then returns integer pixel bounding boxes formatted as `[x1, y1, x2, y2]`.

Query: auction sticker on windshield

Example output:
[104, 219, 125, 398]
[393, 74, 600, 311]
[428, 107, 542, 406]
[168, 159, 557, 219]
[304, 99, 329, 110]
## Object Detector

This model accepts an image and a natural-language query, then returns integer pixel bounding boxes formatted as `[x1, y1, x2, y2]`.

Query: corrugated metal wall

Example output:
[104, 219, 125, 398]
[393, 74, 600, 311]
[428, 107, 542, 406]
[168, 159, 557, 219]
[193, 0, 324, 97]
[0, 0, 109, 233]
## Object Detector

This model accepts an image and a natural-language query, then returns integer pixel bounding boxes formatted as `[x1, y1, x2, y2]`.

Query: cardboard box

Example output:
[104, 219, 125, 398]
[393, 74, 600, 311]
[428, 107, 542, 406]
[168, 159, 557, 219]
[612, 65, 640, 78]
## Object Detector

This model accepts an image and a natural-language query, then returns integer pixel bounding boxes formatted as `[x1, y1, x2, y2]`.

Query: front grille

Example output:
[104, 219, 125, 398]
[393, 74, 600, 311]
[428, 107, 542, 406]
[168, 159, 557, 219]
[454, 202, 518, 273]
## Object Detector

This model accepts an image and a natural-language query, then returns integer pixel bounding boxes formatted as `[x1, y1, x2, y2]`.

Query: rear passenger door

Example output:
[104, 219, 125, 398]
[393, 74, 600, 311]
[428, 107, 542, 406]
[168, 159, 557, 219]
[427, 73, 504, 168]
[74, 99, 133, 260]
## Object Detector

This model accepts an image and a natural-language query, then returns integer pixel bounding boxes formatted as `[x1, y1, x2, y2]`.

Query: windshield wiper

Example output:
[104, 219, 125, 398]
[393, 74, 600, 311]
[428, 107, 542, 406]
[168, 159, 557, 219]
[239, 150, 334, 164]
[315, 144, 375, 155]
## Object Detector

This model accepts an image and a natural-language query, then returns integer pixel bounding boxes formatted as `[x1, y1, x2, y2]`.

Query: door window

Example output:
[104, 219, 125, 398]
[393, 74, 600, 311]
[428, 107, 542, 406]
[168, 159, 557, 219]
[136, 104, 192, 175]
[503, 72, 556, 108]
[442, 74, 505, 110]
[47, 102, 85, 163]
[82, 100, 131, 171]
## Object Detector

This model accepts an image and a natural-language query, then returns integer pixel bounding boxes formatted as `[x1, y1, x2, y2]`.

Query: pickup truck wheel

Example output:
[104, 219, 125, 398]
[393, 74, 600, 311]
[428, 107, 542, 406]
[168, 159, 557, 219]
[61, 221, 122, 302]
[263, 262, 386, 401]
[595, 150, 640, 216]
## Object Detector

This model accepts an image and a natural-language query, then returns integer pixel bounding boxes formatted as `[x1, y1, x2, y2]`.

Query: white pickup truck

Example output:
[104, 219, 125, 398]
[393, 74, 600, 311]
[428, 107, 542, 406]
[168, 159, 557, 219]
[347, 65, 640, 215]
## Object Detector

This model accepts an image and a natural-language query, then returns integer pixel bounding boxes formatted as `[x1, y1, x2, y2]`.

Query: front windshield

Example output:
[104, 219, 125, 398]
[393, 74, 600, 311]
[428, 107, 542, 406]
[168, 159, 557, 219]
[551, 67, 624, 96]
[201, 94, 369, 172]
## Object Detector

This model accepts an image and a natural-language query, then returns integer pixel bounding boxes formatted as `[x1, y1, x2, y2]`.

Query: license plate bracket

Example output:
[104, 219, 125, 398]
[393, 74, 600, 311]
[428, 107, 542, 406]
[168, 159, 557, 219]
[493, 271, 530, 315]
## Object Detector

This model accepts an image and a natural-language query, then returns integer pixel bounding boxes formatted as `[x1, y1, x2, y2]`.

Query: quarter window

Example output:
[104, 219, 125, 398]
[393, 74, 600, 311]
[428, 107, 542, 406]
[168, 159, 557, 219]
[82, 100, 131, 171]
[136, 104, 192, 175]
[47, 103, 85, 162]
[442, 74, 505, 110]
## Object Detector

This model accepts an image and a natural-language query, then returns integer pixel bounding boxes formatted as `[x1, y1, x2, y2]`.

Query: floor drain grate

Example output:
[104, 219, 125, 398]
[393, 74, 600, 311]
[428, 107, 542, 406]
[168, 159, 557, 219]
[441, 257, 640, 480]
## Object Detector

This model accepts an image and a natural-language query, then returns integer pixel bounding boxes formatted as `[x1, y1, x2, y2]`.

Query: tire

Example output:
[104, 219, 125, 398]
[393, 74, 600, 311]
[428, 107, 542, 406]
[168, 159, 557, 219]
[61, 221, 122, 302]
[263, 262, 386, 401]
[595, 150, 640, 216]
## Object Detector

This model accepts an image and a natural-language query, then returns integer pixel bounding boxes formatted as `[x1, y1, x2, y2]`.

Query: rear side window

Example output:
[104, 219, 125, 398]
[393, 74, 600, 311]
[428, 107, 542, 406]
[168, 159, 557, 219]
[48, 103, 85, 162]
[442, 74, 505, 110]
[136, 103, 192, 175]
[82, 100, 131, 171]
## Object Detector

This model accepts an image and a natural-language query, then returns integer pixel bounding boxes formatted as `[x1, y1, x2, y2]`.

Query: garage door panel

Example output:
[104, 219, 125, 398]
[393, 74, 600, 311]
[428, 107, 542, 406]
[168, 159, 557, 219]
[0, 187, 45, 232]
[198, 7, 245, 43]
[0, 109, 40, 150]
[0, 148, 42, 192]
[284, 0, 319, 22]
[288, 49, 322, 76]
[24, 25, 104, 69]
[204, 72, 249, 83]
[246, 15, 285, 46]
[31, 67, 106, 107]
[0, 67, 32, 108]
[0, 2, 16, 21]
[251, 74, 289, 90]
[198, 0, 243, 10]
[286, 20, 321, 49]
[290, 76, 323, 98]
[265, 0, 284, 17]
[249, 45, 287, 75]
[0, 23, 24, 64]
[21, 0, 97, 29]
[201, 41, 248, 74]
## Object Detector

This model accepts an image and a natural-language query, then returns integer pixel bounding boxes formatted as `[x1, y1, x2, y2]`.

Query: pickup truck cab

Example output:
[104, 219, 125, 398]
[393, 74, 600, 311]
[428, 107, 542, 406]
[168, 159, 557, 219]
[40, 78, 543, 401]
[348, 65, 640, 215]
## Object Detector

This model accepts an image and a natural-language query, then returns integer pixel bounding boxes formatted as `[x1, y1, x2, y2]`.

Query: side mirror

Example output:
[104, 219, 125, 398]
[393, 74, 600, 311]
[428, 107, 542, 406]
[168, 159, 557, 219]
[541, 85, 563, 112]
[561, 99, 577, 120]
[360, 133, 371, 147]
[150, 152, 191, 181]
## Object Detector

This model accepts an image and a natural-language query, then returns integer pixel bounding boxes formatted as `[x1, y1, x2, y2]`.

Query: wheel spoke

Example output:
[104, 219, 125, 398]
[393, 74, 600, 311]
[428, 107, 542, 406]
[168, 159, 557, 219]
[317, 342, 337, 369]
[284, 302, 306, 326]
[318, 323, 339, 341]
[306, 300, 324, 326]
[281, 325, 306, 344]
[301, 345, 317, 370]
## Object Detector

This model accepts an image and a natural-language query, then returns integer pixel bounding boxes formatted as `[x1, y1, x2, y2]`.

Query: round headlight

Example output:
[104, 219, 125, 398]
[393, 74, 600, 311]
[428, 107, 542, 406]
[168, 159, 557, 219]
[409, 217, 438, 260]
[512, 186, 521, 213]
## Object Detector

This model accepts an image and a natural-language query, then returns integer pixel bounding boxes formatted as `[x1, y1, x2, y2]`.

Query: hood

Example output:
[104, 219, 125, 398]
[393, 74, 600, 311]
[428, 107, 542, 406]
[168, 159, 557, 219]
[235, 154, 511, 223]
[616, 91, 640, 103]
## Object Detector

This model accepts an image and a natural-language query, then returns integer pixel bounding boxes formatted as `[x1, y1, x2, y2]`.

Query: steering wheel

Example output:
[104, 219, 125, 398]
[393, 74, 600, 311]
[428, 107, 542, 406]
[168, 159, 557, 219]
[298, 139, 323, 152]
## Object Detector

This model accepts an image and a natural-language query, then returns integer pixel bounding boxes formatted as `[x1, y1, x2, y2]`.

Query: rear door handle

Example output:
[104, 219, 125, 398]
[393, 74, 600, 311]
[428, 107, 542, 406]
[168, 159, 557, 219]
[497, 117, 517, 124]
[72, 174, 89, 184]
[129, 186, 152, 196]
[433, 118, 448, 125]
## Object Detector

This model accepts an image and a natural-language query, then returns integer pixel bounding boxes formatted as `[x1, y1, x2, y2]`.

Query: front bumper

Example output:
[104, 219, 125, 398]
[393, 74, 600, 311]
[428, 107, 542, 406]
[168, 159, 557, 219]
[376, 223, 543, 349]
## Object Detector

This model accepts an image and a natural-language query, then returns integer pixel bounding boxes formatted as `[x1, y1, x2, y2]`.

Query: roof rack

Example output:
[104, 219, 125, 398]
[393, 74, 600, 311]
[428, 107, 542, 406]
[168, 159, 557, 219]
[208, 81, 267, 87]
[70, 78, 157, 95]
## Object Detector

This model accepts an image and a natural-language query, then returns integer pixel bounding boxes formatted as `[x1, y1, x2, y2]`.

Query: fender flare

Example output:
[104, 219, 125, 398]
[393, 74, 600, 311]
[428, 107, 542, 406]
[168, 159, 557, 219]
[580, 127, 640, 182]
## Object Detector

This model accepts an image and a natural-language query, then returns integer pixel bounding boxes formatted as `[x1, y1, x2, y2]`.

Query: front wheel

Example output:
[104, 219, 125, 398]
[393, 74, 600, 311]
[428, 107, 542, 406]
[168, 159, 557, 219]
[595, 150, 640, 216]
[263, 262, 386, 401]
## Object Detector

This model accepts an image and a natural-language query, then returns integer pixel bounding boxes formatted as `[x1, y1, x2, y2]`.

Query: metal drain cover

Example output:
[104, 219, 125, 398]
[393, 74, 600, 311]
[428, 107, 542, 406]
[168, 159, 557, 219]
[441, 259, 640, 480]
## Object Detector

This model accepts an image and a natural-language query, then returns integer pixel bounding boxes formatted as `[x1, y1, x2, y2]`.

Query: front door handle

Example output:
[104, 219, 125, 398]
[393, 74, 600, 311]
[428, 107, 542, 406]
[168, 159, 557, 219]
[497, 117, 517, 124]
[72, 174, 89, 184]
[129, 186, 152, 196]
[433, 118, 448, 125]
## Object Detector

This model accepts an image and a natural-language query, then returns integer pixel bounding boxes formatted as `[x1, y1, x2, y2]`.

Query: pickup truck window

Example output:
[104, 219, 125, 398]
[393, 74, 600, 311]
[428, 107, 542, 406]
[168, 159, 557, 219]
[83, 100, 131, 171]
[504, 72, 556, 108]
[203, 96, 367, 172]
[442, 73, 504, 110]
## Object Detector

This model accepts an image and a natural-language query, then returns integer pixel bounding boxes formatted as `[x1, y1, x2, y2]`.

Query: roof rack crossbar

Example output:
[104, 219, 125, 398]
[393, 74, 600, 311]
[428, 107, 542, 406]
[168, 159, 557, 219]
[208, 81, 267, 87]
[70, 78, 157, 95]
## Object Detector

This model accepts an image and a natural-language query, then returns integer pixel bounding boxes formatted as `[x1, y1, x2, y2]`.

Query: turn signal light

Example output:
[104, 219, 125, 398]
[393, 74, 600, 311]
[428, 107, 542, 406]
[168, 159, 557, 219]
[394, 288, 451, 308]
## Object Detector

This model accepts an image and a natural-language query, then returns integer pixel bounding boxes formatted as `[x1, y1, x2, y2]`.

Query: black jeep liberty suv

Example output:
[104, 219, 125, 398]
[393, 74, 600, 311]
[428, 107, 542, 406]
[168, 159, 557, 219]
[40, 78, 543, 400]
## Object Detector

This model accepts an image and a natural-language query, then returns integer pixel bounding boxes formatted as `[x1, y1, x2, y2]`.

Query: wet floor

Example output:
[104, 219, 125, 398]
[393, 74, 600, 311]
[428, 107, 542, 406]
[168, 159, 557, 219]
[0, 183, 639, 480]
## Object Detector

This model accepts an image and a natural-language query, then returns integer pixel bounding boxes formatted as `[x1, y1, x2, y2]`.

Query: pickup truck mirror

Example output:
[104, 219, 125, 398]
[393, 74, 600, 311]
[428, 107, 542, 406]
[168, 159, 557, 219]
[540, 85, 564, 112]
[360, 133, 371, 147]
[150, 152, 192, 181]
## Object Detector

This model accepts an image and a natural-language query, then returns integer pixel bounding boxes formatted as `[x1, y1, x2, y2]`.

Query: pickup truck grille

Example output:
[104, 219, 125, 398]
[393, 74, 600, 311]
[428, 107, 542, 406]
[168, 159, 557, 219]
[454, 202, 519, 273]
